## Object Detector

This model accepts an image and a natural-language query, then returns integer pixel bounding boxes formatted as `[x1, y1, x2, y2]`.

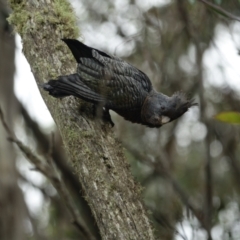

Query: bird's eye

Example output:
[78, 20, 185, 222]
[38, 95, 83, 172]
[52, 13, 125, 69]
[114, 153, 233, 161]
[161, 106, 165, 111]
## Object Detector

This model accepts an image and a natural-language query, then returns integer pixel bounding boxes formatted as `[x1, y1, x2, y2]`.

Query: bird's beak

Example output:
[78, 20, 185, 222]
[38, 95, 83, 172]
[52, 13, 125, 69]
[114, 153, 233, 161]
[161, 116, 170, 124]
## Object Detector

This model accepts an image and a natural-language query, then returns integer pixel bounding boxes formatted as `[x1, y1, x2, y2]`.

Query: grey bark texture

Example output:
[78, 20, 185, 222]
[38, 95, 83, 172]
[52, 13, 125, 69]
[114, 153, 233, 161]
[7, 0, 155, 239]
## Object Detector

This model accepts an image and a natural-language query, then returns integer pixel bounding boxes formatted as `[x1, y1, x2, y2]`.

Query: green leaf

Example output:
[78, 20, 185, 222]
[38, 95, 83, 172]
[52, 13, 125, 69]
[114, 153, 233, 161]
[214, 112, 240, 124]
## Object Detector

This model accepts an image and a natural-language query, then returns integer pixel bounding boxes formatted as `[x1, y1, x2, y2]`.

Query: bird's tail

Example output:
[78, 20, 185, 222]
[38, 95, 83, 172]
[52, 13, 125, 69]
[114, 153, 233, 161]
[42, 74, 105, 103]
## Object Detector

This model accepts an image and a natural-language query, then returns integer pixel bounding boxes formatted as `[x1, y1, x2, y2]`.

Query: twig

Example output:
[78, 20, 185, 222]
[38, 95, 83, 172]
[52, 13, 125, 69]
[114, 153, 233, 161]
[0, 107, 13, 136]
[48, 132, 54, 159]
[46, 131, 56, 169]
[198, 0, 240, 22]
[0, 106, 95, 240]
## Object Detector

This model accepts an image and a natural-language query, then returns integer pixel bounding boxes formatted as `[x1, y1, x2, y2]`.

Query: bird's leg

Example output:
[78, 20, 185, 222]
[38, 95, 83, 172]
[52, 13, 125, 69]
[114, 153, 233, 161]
[92, 104, 114, 127]
[102, 107, 114, 127]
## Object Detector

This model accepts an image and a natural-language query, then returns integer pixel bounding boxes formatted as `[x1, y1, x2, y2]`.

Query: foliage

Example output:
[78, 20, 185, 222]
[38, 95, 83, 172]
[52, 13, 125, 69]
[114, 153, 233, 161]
[215, 111, 240, 124]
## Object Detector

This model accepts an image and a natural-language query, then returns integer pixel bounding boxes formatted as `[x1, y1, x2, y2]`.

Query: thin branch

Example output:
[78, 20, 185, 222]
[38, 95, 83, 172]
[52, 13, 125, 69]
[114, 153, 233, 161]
[0, 106, 95, 240]
[0, 106, 12, 136]
[198, 0, 240, 22]
[47, 132, 54, 159]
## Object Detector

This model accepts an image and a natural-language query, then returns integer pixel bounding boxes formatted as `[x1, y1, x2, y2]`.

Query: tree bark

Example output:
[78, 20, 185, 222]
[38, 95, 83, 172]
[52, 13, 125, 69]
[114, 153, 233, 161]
[7, 0, 155, 239]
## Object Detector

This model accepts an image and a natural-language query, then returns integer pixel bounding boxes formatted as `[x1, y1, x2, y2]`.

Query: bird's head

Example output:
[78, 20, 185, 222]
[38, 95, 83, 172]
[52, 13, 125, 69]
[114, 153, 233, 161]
[141, 91, 196, 128]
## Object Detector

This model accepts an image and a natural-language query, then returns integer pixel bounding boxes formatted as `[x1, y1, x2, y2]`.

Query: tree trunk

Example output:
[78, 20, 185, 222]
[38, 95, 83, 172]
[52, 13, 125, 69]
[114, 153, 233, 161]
[7, 0, 155, 239]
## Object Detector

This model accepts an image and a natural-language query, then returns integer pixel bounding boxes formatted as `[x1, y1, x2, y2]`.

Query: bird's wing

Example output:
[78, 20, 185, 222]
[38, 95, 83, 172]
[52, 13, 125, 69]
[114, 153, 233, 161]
[62, 39, 152, 109]
[62, 39, 111, 61]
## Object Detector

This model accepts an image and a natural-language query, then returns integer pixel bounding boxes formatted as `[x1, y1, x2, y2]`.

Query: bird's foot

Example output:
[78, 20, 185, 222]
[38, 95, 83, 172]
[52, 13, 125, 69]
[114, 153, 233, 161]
[102, 108, 114, 127]
[92, 105, 114, 127]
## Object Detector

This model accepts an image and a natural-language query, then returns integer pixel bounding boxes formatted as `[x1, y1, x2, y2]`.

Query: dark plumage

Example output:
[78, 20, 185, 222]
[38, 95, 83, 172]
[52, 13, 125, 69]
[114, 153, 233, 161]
[43, 39, 196, 128]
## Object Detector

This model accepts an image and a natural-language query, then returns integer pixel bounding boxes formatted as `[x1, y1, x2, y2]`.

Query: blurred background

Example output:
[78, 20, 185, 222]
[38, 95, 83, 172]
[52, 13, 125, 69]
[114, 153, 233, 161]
[1, 0, 240, 239]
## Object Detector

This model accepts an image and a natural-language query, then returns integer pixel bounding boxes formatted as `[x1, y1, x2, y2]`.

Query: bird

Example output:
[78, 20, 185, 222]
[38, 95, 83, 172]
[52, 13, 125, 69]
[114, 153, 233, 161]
[43, 39, 196, 128]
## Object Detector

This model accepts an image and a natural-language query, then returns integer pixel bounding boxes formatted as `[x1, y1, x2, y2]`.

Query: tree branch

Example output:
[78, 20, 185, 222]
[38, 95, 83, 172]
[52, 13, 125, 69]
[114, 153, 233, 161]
[198, 0, 240, 22]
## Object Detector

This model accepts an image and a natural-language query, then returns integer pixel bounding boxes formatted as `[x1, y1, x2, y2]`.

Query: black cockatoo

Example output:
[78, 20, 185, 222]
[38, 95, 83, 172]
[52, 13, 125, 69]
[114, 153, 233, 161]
[43, 39, 195, 127]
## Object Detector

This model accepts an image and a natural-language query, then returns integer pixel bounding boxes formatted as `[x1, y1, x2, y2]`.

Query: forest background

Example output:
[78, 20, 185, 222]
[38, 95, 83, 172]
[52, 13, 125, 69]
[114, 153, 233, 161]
[1, 0, 240, 239]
